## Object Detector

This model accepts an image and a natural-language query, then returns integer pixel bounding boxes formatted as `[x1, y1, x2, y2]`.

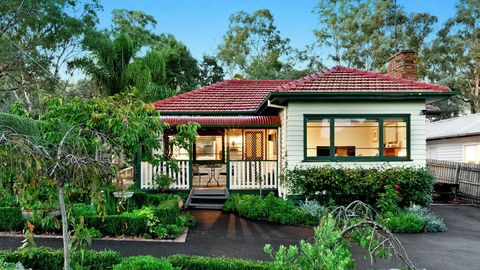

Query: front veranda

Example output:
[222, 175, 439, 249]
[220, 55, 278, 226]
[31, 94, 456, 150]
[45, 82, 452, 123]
[139, 126, 279, 191]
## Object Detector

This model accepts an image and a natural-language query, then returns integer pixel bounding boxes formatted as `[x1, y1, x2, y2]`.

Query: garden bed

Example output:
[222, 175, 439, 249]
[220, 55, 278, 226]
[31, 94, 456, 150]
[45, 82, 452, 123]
[0, 191, 196, 241]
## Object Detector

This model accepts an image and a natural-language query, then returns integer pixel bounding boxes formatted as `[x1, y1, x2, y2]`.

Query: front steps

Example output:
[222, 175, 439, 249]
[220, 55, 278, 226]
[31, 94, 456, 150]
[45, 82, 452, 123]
[186, 188, 229, 210]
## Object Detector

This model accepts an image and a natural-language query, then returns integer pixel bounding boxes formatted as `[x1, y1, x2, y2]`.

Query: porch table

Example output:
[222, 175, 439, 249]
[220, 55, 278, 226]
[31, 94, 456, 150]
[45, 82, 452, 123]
[206, 163, 223, 187]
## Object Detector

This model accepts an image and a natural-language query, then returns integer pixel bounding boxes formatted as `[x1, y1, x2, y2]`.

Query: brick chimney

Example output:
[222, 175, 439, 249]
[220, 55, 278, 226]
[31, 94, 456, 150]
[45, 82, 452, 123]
[387, 50, 417, 80]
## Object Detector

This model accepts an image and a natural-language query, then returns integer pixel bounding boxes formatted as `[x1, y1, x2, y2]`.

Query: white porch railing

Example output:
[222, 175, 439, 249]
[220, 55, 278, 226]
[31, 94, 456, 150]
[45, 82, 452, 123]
[141, 160, 190, 189]
[228, 160, 278, 189]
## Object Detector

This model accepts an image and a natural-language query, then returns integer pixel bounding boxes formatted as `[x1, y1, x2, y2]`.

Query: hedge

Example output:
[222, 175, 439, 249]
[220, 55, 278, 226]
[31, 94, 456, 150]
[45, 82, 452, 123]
[153, 199, 180, 224]
[0, 207, 24, 231]
[168, 255, 273, 270]
[0, 113, 40, 137]
[224, 193, 316, 226]
[114, 256, 175, 270]
[130, 192, 180, 208]
[0, 247, 121, 270]
[286, 166, 435, 206]
[84, 215, 149, 237]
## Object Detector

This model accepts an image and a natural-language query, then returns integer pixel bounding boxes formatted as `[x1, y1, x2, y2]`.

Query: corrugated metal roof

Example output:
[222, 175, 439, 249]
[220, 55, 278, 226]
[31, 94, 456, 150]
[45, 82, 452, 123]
[426, 114, 480, 140]
[160, 115, 281, 126]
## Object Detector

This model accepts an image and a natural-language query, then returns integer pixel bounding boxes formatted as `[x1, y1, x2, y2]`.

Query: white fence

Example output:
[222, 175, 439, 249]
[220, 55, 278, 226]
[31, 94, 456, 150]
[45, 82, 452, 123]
[141, 160, 190, 189]
[228, 160, 278, 189]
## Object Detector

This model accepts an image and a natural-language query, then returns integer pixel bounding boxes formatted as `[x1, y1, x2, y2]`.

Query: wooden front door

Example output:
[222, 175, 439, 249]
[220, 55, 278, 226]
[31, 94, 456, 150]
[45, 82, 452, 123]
[244, 130, 265, 160]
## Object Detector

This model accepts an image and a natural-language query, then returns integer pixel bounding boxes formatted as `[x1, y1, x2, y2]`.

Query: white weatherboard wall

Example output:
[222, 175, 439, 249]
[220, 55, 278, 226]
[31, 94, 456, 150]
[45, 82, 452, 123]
[285, 101, 427, 170]
[427, 135, 480, 162]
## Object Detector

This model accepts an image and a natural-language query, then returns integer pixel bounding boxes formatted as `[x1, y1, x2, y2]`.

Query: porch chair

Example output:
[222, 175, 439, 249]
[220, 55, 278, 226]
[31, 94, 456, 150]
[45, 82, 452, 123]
[192, 164, 209, 186]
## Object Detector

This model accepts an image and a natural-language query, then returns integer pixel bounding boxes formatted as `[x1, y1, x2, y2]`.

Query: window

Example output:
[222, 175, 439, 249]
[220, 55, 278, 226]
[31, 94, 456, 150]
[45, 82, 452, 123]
[195, 135, 223, 161]
[304, 115, 410, 161]
[464, 144, 480, 164]
[227, 129, 243, 160]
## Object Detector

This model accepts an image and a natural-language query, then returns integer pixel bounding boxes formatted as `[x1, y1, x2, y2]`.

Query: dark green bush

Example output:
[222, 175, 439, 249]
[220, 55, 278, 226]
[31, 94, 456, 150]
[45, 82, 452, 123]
[131, 192, 180, 208]
[0, 113, 41, 137]
[168, 254, 272, 270]
[152, 199, 180, 224]
[114, 256, 175, 270]
[0, 207, 24, 231]
[380, 212, 425, 233]
[224, 193, 316, 226]
[286, 166, 434, 207]
[0, 247, 121, 270]
[84, 215, 149, 236]
[71, 203, 98, 219]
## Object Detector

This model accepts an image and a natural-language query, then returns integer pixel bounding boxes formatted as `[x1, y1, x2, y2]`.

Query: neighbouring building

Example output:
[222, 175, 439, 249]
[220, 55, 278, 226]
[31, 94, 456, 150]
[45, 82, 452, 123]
[426, 114, 480, 164]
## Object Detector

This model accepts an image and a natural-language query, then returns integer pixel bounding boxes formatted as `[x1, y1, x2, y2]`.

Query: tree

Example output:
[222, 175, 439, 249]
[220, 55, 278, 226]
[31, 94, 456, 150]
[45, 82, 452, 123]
[424, 0, 479, 114]
[217, 9, 305, 79]
[1, 95, 199, 269]
[313, 0, 437, 73]
[199, 55, 225, 86]
[0, 0, 101, 112]
[154, 34, 200, 92]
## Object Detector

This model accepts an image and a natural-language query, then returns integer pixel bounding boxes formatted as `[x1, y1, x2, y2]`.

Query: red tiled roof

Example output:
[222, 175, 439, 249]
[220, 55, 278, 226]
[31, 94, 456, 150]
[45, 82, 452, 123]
[155, 80, 291, 112]
[276, 66, 450, 92]
[155, 66, 450, 113]
[160, 115, 281, 126]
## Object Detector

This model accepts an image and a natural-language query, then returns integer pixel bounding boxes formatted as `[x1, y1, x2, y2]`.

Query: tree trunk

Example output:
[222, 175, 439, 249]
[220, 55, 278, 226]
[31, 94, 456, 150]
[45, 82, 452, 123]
[58, 185, 70, 270]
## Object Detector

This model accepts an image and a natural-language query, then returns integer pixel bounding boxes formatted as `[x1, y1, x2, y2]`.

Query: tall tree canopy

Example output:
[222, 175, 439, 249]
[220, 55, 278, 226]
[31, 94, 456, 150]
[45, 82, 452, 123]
[314, 0, 437, 73]
[425, 0, 480, 114]
[217, 9, 313, 79]
[0, 0, 101, 112]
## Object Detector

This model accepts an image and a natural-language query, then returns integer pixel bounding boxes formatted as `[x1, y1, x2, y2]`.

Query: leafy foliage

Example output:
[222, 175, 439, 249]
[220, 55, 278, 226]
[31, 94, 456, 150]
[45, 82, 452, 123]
[114, 256, 176, 270]
[285, 166, 434, 207]
[406, 205, 447, 232]
[380, 212, 425, 233]
[265, 214, 355, 270]
[0, 207, 23, 232]
[0, 247, 121, 270]
[224, 193, 317, 225]
[168, 255, 272, 270]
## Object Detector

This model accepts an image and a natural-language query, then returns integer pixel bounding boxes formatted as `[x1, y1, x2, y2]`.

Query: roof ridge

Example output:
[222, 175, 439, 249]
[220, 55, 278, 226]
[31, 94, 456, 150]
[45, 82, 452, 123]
[427, 113, 480, 124]
[333, 66, 450, 91]
[276, 68, 334, 92]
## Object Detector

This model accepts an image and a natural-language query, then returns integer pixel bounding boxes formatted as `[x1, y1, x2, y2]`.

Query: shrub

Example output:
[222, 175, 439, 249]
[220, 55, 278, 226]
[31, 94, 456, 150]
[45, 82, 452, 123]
[0, 247, 121, 270]
[0, 258, 27, 270]
[0, 113, 41, 137]
[152, 199, 180, 224]
[298, 200, 326, 220]
[168, 254, 272, 270]
[114, 256, 175, 270]
[381, 212, 425, 233]
[84, 215, 149, 236]
[70, 203, 98, 219]
[0, 207, 24, 231]
[286, 166, 434, 207]
[224, 193, 316, 226]
[407, 205, 447, 232]
[131, 192, 180, 208]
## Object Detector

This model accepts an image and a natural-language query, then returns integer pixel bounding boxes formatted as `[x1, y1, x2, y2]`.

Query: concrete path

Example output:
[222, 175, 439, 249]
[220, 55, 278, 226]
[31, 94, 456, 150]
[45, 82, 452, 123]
[0, 205, 479, 269]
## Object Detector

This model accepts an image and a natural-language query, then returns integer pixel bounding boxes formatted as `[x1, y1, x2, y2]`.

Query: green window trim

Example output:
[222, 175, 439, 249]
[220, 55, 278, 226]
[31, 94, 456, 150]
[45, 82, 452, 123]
[303, 114, 411, 162]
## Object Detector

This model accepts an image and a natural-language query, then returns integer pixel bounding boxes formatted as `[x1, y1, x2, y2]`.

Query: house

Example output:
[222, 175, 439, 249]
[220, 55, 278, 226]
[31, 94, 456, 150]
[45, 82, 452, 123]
[426, 114, 480, 164]
[136, 51, 451, 200]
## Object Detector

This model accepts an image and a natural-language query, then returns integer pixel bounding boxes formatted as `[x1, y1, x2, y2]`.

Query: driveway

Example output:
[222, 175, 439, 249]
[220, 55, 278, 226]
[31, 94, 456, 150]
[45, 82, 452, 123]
[0, 205, 479, 269]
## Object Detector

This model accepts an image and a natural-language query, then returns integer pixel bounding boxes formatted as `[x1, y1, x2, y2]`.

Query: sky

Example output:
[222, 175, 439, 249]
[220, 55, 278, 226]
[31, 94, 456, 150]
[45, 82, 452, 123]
[96, 0, 459, 63]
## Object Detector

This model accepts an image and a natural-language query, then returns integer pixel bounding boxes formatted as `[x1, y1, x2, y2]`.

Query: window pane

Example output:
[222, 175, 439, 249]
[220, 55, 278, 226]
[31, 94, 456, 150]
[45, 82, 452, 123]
[227, 129, 243, 160]
[334, 119, 379, 157]
[464, 145, 480, 164]
[196, 136, 223, 160]
[266, 129, 278, 160]
[306, 119, 330, 157]
[383, 118, 407, 157]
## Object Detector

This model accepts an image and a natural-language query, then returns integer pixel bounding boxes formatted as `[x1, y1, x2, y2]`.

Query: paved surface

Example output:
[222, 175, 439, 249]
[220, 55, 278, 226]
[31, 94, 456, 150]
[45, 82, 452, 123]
[0, 205, 479, 269]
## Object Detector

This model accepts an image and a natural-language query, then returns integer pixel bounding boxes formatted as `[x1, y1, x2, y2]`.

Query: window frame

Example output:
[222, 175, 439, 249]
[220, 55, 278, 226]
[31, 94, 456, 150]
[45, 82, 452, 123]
[303, 114, 411, 162]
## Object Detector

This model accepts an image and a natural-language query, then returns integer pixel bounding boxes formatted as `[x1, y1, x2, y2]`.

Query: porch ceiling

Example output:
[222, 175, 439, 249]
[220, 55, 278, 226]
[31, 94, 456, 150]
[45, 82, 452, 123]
[160, 115, 281, 127]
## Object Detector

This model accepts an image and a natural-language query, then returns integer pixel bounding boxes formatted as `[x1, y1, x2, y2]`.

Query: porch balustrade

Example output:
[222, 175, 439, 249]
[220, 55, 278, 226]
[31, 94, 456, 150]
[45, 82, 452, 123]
[140, 160, 190, 189]
[228, 160, 278, 189]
